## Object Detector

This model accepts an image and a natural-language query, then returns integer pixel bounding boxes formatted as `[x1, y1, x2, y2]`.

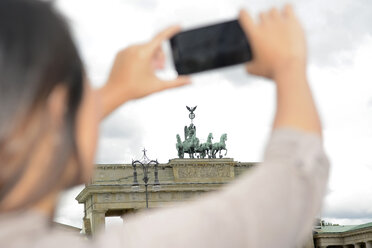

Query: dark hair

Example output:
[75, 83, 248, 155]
[0, 0, 84, 211]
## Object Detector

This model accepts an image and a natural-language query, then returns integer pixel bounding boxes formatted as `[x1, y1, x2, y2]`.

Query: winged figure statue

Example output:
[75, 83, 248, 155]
[186, 106, 197, 114]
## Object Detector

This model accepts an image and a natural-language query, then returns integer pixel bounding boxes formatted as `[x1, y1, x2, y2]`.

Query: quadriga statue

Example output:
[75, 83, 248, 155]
[176, 132, 227, 159]
[176, 106, 227, 159]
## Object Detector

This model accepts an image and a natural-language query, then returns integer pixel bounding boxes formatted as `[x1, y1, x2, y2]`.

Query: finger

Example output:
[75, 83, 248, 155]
[152, 47, 166, 70]
[239, 9, 255, 36]
[148, 25, 181, 51]
[245, 63, 257, 74]
[269, 7, 280, 19]
[282, 4, 294, 18]
[259, 12, 266, 25]
[245, 62, 264, 76]
[159, 76, 191, 91]
[155, 47, 165, 61]
[152, 54, 165, 70]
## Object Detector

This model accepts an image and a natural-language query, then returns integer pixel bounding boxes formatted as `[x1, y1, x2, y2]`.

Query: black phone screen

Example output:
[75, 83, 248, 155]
[170, 20, 253, 75]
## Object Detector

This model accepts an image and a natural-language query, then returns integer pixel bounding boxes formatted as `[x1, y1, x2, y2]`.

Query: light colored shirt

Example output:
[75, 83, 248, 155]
[0, 128, 329, 248]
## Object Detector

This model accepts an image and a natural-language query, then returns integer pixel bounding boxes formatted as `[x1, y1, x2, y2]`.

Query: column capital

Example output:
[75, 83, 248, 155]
[91, 210, 106, 214]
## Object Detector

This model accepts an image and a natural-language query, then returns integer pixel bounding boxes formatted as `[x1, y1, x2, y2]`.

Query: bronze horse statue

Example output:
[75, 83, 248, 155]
[176, 134, 184, 158]
[196, 133, 213, 158]
[211, 133, 227, 158]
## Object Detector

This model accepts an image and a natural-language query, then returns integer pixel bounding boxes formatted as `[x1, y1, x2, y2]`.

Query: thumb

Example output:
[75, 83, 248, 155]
[245, 62, 260, 76]
[159, 76, 191, 91]
[147, 25, 181, 53]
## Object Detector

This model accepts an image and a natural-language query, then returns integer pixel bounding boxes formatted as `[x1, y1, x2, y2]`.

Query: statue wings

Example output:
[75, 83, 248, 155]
[186, 106, 197, 112]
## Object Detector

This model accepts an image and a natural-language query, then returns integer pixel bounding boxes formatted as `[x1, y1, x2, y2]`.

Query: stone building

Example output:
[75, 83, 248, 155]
[314, 223, 372, 248]
[76, 158, 255, 235]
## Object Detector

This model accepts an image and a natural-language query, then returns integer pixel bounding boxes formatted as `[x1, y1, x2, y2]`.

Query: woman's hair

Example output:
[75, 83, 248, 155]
[0, 0, 84, 211]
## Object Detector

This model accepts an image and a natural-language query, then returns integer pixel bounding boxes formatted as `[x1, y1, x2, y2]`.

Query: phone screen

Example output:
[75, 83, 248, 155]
[170, 20, 253, 75]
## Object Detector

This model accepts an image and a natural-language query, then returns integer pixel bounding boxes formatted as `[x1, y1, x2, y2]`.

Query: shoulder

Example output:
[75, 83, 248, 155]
[0, 211, 93, 248]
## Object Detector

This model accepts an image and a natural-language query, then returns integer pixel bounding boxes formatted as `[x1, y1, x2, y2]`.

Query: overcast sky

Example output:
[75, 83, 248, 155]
[53, 0, 372, 228]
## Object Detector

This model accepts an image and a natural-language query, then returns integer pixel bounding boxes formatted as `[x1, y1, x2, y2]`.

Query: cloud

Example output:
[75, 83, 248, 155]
[323, 180, 372, 221]
[295, 0, 372, 66]
[55, 185, 85, 228]
[226, 0, 372, 67]
[95, 105, 147, 163]
[323, 218, 372, 226]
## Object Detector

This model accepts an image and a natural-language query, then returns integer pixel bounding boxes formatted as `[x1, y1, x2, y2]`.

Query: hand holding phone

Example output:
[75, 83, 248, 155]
[170, 20, 253, 75]
[238, 7, 307, 79]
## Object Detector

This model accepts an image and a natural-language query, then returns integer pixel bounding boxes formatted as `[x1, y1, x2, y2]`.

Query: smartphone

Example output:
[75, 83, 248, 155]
[170, 20, 253, 75]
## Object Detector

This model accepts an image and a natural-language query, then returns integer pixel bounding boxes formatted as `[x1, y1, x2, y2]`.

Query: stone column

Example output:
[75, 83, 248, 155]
[355, 243, 362, 248]
[366, 241, 372, 248]
[91, 210, 106, 235]
[82, 217, 92, 235]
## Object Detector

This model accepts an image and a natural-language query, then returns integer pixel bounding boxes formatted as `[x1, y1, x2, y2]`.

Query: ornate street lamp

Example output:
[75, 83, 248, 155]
[131, 148, 160, 208]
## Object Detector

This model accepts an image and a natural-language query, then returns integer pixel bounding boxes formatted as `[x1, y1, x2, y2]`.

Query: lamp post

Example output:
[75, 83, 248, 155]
[131, 148, 160, 208]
